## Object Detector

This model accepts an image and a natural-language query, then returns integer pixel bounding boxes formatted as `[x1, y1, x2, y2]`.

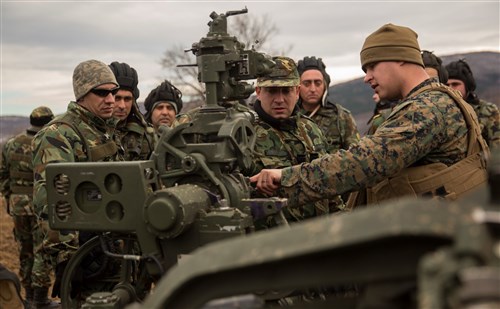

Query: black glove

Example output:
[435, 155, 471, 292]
[51, 261, 68, 298]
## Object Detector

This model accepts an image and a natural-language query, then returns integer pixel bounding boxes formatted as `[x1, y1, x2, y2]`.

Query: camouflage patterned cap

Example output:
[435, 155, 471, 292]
[256, 56, 300, 87]
[30, 105, 54, 127]
[73, 59, 118, 100]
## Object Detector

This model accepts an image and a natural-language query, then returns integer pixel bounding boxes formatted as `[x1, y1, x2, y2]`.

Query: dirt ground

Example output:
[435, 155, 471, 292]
[0, 195, 19, 275]
[0, 195, 56, 300]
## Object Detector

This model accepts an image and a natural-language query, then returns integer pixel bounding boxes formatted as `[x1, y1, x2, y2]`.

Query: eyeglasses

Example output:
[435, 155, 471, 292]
[90, 87, 120, 98]
[115, 95, 133, 103]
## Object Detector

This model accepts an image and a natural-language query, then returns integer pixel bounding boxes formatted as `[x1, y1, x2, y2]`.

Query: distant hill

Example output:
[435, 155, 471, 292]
[329, 51, 500, 133]
[1, 51, 498, 142]
[0, 116, 29, 144]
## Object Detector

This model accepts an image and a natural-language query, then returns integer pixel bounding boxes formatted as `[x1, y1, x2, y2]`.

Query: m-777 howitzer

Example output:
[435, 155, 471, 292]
[45, 8, 281, 308]
[124, 152, 500, 309]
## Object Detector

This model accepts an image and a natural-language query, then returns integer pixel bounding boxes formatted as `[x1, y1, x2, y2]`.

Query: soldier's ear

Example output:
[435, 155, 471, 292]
[255, 87, 262, 98]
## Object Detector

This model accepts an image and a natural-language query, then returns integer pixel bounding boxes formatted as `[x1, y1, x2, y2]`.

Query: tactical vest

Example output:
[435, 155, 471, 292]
[349, 83, 489, 207]
[8, 134, 34, 195]
[51, 113, 119, 162]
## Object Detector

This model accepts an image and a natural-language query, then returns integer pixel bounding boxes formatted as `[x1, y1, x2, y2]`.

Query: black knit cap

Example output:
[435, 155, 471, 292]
[445, 59, 476, 93]
[297, 56, 331, 86]
[421, 50, 448, 83]
[108, 61, 140, 99]
[144, 80, 183, 122]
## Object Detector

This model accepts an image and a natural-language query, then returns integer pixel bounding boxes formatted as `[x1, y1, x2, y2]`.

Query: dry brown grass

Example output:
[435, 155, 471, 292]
[0, 195, 19, 276]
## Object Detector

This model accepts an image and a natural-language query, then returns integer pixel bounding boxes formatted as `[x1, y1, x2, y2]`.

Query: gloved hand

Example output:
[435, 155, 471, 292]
[51, 260, 68, 298]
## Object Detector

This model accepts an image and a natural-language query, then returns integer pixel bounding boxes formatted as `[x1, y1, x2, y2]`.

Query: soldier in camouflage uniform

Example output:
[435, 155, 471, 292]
[247, 56, 342, 226]
[109, 62, 155, 160]
[365, 93, 398, 135]
[296, 56, 360, 152]
[366, 50, 446, 136]
[0, 106, 55, 307]
[144, 80, 183, 132]
[32, 59, 123, 305]
[446, 59, 500, 149]
[251, 24, 489, 211]
[421, 50, 448, 83]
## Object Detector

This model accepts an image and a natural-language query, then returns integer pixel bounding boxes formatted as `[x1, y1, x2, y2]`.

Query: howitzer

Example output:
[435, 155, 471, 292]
[125, 151, 500, 309]
[46, 8, 281, 308]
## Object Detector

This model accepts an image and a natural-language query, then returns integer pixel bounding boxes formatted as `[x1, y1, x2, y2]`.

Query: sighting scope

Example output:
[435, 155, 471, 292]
[186, 7, 275, 105]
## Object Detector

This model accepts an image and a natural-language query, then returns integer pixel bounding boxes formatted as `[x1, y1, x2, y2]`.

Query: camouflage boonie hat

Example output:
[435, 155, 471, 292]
[30, 105, 54, 127]
[256, 56, 300, 87]
[73, 59, 118, 100]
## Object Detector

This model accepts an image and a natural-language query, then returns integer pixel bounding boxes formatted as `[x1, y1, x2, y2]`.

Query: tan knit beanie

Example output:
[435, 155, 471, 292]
[360, 23, 424, 71]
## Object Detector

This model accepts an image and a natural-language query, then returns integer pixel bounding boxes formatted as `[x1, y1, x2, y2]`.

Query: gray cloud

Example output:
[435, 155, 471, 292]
[1, 0, 498, 116]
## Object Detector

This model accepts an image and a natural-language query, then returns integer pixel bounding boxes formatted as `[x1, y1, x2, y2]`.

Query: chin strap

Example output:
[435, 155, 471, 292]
[308, 104, 321, 118]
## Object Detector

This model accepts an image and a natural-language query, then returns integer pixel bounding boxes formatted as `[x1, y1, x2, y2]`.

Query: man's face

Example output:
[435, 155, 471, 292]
[256, 86, 299, 119]
[363, 61, 402, 101]
[446, 78, 467, 99]
[151, 102, 176, 129]
[113, 89, 134, 121]
[299, 70, 325, 106]
[79, 83, 118, 119]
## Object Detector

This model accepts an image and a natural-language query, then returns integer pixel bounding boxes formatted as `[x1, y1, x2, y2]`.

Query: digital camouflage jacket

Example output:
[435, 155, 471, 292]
[280, 79, 485, 207]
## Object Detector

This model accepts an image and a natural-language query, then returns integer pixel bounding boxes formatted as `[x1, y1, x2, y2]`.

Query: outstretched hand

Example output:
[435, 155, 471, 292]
[249, 169, 282, 196]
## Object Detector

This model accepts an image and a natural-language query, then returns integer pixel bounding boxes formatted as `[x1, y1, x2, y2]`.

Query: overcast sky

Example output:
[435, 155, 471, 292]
[1, 0, 499, 116]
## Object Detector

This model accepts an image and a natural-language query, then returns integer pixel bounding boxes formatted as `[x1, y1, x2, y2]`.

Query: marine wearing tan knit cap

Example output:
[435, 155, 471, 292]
[360, 23, 424, 71]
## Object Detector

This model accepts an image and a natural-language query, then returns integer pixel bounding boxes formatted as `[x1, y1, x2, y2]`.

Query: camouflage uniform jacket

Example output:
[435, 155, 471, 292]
[470, 99, 500, 149]
[365, 100, 399, 135]
[0, 129, 37, 216]
[365, 108, 392, 135]
[280, 79, 483, 207]
[249, 100, 341, 222]
[298, 100, 360, 152]
[32, 101, 122, 216]
[115, 112, 156, 161]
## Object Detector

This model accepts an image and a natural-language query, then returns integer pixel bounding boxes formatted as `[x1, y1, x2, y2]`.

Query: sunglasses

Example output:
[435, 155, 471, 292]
[265, 87, 294, 95]
[90, 87, 120, 98]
